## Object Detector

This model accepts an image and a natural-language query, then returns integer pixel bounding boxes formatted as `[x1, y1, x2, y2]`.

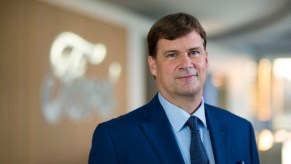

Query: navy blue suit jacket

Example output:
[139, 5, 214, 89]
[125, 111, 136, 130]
[89, 95, 260, 164]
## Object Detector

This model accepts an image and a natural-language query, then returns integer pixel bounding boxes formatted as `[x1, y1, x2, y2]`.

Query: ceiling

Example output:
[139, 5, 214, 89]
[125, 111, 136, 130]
[98, 0, 291, 56]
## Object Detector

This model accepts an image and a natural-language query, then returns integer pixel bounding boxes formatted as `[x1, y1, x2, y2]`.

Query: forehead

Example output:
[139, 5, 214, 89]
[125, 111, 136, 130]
[157, 31, 204, 51]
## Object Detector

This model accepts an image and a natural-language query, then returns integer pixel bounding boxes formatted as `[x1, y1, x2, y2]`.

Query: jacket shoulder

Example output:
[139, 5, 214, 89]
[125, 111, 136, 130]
[205, 103, 252, 126]
[99, 94, 160, 129]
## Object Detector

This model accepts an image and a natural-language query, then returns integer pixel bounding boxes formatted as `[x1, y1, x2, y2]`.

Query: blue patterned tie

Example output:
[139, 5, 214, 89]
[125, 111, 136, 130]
[186, 116, 209, 164]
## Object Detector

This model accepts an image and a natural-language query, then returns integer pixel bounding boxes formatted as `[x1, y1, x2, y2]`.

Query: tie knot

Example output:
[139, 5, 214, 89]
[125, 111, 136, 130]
[186, 116, 199, 131]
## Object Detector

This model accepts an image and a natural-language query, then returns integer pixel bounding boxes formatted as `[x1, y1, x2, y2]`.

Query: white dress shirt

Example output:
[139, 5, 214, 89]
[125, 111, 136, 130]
[158, 93, 215, 164]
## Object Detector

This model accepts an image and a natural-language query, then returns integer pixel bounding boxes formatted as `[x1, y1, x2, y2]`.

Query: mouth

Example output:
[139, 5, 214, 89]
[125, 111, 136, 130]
[177, 74, 198, 81]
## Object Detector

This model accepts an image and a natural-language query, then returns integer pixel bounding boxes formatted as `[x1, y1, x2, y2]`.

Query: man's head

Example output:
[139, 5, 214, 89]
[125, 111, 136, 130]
[147, 12, 207, 58]
[147, 13, 208, 108]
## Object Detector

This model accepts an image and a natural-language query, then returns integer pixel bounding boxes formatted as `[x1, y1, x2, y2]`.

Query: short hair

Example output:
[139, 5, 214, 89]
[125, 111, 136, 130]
[147, 12, 207, 58]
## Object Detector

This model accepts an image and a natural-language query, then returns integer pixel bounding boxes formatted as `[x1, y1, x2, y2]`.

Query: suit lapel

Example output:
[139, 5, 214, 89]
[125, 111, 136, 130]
[205, 104, 228, 164]
[141, 95, 184, 164]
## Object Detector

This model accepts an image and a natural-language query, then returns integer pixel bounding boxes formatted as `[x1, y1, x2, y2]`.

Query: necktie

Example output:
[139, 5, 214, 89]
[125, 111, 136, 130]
[186, 116, 209, 164]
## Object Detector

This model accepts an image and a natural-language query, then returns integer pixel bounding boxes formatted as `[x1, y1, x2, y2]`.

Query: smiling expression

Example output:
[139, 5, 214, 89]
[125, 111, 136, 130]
[148, 31, 208, 102]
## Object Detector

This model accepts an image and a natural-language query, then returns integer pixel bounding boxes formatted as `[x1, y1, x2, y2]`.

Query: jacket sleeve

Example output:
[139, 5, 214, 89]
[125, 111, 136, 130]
[88, 124, 118, 164]
[249, 123, 260, 164]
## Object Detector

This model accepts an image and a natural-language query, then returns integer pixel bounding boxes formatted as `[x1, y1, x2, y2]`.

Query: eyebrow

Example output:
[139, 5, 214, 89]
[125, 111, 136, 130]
[164, 50, 177, 54]
[163, 46, 202, 54]
[163, 46, 202, 55]
[188, 47, 202, 51]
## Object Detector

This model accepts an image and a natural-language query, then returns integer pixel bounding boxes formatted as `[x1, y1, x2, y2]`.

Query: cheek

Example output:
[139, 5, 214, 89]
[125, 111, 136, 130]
[198, 57, 208, 70]
[160, 64, 176, 76]
[156, 66, 174, 83]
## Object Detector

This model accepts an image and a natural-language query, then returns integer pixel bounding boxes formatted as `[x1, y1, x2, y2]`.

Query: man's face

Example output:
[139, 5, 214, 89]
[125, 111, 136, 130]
[148, 31, 208, 101]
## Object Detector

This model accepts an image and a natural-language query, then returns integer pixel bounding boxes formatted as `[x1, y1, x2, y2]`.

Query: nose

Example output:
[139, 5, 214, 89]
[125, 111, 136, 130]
[179, 53, 193, 69]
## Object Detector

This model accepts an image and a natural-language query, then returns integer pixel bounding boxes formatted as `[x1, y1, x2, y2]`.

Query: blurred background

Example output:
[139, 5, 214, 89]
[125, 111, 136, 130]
[1, 0, 291, 163]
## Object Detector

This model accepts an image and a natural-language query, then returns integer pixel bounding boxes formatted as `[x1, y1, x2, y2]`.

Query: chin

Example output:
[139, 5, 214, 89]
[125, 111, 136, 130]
[180, 87, 202, 96]
[179, 90, 196, 96]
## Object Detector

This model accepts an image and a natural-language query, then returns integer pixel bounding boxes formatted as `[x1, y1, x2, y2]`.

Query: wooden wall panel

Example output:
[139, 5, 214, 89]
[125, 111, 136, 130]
[0, 0, 128, 163]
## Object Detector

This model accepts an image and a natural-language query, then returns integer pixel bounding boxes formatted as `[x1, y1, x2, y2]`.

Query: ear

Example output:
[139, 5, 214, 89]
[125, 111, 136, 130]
[205, 51, 209, 69]
[148, 56, 157, 77]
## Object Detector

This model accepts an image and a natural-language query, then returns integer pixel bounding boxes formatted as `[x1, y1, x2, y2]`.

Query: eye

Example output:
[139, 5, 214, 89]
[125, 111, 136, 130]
[166, 52, 177, 58]
[189, 50, 200, 57]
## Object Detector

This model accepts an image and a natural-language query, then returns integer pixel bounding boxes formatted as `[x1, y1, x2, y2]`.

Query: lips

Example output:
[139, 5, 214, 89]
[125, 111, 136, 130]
[176, 68, 198, 81]
[177, 74, 197, 81]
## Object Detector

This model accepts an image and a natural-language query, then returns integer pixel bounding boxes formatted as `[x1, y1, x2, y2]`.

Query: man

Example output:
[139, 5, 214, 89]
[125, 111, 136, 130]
[89, 13, 260, 164]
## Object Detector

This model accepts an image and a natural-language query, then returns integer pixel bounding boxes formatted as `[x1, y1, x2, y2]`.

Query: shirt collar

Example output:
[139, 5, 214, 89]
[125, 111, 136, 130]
[158, 93, 207, 133]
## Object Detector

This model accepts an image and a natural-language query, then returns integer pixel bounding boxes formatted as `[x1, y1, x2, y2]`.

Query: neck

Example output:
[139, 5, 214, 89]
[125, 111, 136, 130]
[161, 93, 202, 115]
